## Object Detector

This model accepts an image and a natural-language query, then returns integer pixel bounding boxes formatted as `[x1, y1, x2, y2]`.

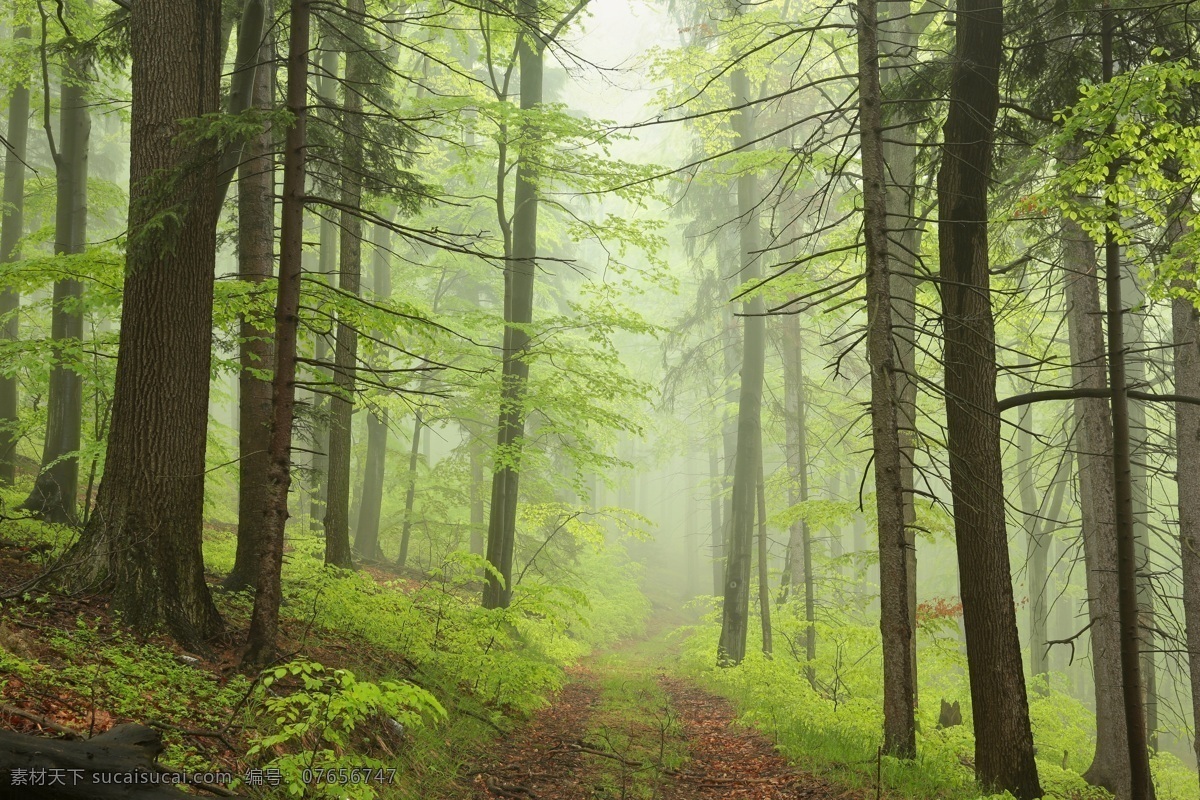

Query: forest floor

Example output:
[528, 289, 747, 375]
[463, 608, 867, 800]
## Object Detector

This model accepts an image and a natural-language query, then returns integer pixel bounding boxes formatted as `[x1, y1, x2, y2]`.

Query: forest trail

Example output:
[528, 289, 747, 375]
[465, 611, 865, 800]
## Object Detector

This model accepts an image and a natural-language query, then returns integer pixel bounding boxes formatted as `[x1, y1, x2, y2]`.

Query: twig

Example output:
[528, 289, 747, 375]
[0, 704, 83, 739]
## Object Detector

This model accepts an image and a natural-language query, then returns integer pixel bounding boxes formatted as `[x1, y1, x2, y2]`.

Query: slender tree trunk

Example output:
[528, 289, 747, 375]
[25, 42, 90, 523]
[226, 6, 276, 591]
[397, 413, 422, 568]
[323, 0, 367, 568]
[1100, 18, 1151, 797]
[858, 0, 915, 758]
[716, 50, 765, 667]
[709, 447, 722, 595]
[686, 456, 698, 600]
[308, 45, 340, 527]
[71, 0, 224, 649]
[1169, 199, 1200, 776]
[1025, 433, 1071, 684]
[756, 457, 771, 657]
[469, 428, 485, 556]
[482, 0, 543, 609]
[0, 26, 31, 486]
[937, 1, 1040, 795]
[1059, 175, 1131, 794]
[244, 0, 310, 668]
[353, 222, 392, 561]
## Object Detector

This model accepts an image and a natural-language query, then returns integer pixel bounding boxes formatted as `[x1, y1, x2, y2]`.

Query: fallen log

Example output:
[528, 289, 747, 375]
[0, 723, 239, 798]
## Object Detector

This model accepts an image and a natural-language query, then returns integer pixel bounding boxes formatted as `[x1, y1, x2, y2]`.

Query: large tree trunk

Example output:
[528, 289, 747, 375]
[71, 0, 224, 649]
[857, 0, 915, 758]
[1170, 208, 1200, 777]
[0, 26, 31, 487]
[323, 0, 367, 569]
[244, 0, 311, 668]
[716, 55, 765, 667]
[24, 41, 90, 523]
[937, 1, 1040, 795]
[226, 6, 276, 591]
[482, 0, 543, 609]
[353, 222, 392, 561]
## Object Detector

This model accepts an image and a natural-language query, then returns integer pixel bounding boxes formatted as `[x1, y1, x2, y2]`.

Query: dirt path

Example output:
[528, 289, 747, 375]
[466, 635, 864, 800]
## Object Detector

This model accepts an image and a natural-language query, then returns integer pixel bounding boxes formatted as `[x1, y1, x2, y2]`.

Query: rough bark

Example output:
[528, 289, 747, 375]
[70, 0, 224, 648]
[353, 223, 392, 561]
[937, 1, 1040, 795]
[323, 0, 367, 569]
[0, 27, 31, 486]
[482, 0, 543, 609]
[226, 6, 276, 592]
[858, 0, 915, 758]
[23, 40, 90, 523]
[716, 56, 765, 667]
[244, 0, 310, 668]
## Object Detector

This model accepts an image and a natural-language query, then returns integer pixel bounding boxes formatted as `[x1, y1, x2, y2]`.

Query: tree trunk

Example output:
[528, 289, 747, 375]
[322, 0, 367, 569]
[482, 0, 543, 609]
[24, 41, 90, 523]
[1170, 203, 1200, 776]
[397, 413, 422, 568]
[244, 0, 310, 668]
[858, 0, 915, 758]
[756, 457, 771, 657]
[225, 6, 276, 592]
[353, 222, 392, 561]
[469, 428, 485, 557]
[0, 26, 30, 487]
[709, 447, 722, 594]
[716, 55, 765, 668]
[70, 0, 224, 649]
[308, 45, 340, 528]
[937, 1, 1041, 795]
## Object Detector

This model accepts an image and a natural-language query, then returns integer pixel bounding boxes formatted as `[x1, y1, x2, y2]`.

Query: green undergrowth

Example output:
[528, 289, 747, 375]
[675, 597, 1196, 800]
[0, 518, 652, 798]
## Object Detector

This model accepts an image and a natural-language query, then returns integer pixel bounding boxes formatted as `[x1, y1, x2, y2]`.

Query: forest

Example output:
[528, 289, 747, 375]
[1, 0, 1200, 798]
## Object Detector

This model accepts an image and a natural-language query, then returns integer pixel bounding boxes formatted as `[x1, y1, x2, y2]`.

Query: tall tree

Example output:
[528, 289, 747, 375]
[779, 314, 814, 675]
[0, 24, 31, 487]
[71, 0, 224, 647]
[937, 0, 1041, 794]
[716, 20, 765, 666]
[226, 0, 277, 591]
[353, 221, 392, 561]
[857, 0, 915, 758]
[23, 21, 91, 523]
[323, 0, 367, 568]
[245, 0, 311, 667]
[482, 0, 547, 609]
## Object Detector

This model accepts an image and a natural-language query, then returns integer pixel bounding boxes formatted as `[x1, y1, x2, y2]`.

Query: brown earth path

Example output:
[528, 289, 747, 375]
[465, 618, 866, 800]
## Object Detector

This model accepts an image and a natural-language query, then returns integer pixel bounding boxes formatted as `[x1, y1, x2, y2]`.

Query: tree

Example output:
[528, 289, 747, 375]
[716, 21, 765, 666]
[322, 0, 367, 569]
[22, 18, 91, 523]
[226, 0, 277, 592]
[0, 24, 31, 487]
[937, 0, 1041, 795]
[244, 0, 311, 667]
[70, 0, 225, 647]
[857, 0, 915, 758]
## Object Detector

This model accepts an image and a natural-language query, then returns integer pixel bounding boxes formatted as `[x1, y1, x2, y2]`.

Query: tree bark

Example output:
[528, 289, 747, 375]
[322, 0, 367, 569]
[353, 222, 392, 562]
[244, 0, 310, 668]
[397, 413, 422, 568]
[858, 0, 915, 759]
[24, 37, 90, 523]
[482, 0, 543, 609]
[716, 53, 765, 667]
[71, 0, 224, 649]
[937, 1, 1041, 795]
[226, 3, 276, 592]
[0, 26, 31, 487]
[1170, 203, 1200, 776]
